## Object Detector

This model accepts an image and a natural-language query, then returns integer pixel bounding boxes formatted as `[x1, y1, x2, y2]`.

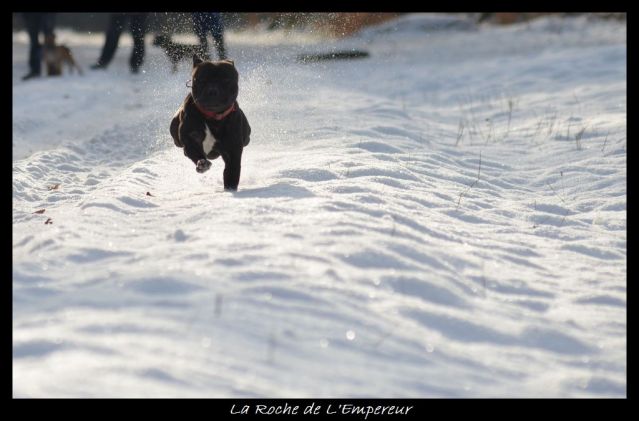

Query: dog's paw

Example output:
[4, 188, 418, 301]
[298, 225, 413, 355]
[196, 159, 212, 173]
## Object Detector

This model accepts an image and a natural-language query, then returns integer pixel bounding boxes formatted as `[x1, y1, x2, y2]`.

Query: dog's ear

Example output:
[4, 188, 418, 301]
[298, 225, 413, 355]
[193, 55, 203, 68]
[221, 59, 235, 67]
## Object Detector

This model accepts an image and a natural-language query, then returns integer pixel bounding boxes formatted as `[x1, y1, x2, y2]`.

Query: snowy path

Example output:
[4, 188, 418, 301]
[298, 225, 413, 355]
[13, 15, 626, 397]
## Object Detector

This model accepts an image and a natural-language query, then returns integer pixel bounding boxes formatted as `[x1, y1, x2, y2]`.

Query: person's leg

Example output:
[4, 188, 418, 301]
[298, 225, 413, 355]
[42, 13, 56, 37]
[40, 13, 58, 76]
[129, 13, 148, 72]
[191, 13, 210, 60]
[209, 13, 226, 60]
[22, 13, 42, 78]
[94, 13, 126, 68]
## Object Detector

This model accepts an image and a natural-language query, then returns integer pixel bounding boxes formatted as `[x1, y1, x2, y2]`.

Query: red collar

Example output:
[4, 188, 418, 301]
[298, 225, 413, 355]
[194, 101, 237, 120]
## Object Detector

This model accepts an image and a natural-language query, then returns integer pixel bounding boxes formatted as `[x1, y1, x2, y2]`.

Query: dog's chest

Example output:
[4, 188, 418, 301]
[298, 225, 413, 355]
[202, 124, 218, 155]
[43, 48, 57, 62]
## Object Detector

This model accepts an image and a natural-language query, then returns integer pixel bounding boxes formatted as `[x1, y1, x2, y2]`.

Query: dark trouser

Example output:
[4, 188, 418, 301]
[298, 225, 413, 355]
[22, 13, 56, 75]
[192, 12, 226, 60]
[97, 13, 148, 70]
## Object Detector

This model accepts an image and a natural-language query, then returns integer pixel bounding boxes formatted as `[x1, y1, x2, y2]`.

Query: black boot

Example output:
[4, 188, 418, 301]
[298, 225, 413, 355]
[22, 71, 40, 80]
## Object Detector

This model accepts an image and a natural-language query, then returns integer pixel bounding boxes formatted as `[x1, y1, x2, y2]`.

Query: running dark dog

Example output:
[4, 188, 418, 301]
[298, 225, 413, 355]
[170, 55, 251, 191]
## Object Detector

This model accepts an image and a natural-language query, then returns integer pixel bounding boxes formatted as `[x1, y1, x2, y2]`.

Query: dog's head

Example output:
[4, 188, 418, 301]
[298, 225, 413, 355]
[44, 33, 56, 48]
[191, 55, 238, 113]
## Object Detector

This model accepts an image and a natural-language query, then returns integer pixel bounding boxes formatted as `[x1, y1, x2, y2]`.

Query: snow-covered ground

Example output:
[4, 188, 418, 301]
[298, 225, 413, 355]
[12, 14, 626, 397]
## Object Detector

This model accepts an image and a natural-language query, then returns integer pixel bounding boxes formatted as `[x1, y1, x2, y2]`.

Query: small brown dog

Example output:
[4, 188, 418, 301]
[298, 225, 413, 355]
[43, 34, 83, 76]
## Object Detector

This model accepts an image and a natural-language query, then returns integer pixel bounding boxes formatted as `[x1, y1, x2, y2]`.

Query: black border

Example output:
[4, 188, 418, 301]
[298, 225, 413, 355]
[7, 4, 631, 408]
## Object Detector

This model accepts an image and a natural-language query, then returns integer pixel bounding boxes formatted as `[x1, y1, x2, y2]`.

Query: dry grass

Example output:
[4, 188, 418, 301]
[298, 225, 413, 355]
[456, 151, 482, 210]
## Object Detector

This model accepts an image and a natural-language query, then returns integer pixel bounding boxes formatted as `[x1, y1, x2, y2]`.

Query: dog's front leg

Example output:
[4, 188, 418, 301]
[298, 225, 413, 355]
[180, 127, 210, 173]
[170, 115, 183, 147]
[222, 148, 243, 191]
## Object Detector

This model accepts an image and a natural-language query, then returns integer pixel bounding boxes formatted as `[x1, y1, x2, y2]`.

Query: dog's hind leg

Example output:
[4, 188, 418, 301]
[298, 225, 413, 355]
[72, 60, 84, 75]
[64, 50, 83, 75]
[66, 59, 80, 75]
